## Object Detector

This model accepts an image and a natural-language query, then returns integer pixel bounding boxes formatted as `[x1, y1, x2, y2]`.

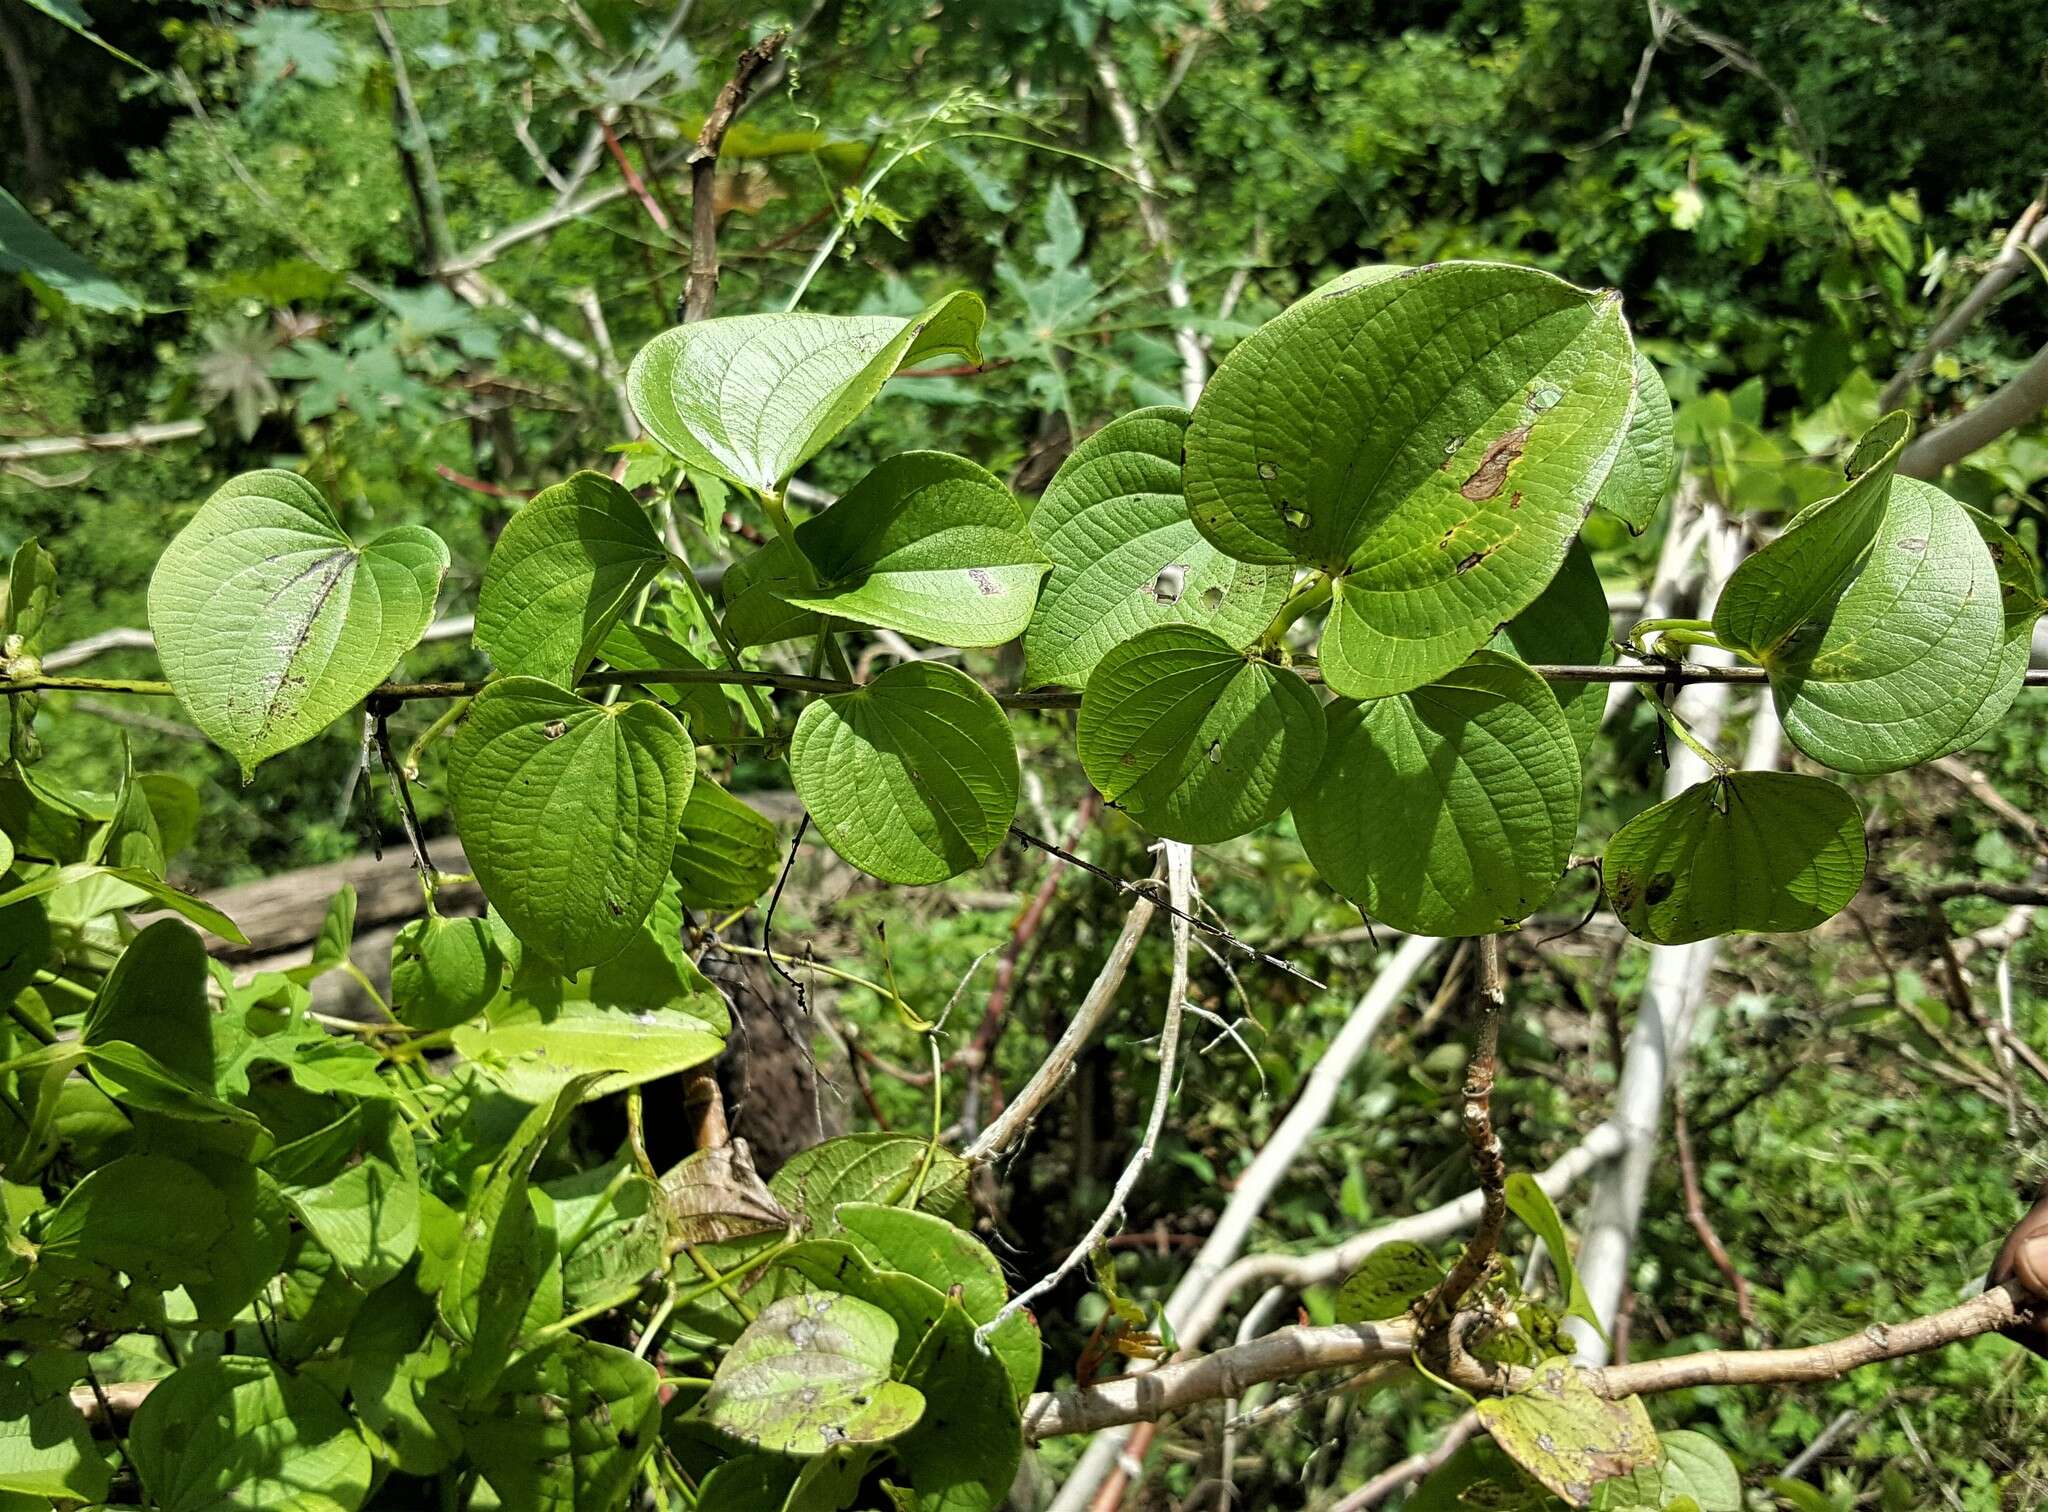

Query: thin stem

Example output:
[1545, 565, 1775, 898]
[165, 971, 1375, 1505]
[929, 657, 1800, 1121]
[1628, 617, 1727, 660]
[1258, 571, 1332, 650]
[1656, 696, 1734, 777]
[682, 1242, 757, 1324]
[1422, 934, 1509, 1342]
[404, 695, 473, 778]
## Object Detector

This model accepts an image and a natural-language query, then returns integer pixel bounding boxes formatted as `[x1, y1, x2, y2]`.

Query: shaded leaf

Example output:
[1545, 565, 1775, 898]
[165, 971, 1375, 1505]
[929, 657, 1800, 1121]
[1335, 1241, 1442, 1323]
[463, 1338, 661, 1512]
[129, 1356, 372, 1512]
[672, 779, 782, 911]
[887, 1299, 1022, 1511]
[1593, 354, 1674, 532]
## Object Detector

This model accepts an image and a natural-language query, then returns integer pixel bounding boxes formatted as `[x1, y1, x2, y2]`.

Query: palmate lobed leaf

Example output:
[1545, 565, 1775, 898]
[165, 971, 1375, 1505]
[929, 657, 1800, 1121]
[475, 470, 670, 686]
[780, 451, 1050, 647]
[449, 677, 695, 972]
[148, 470, 449, 776]
[1296, 651, 1580, 937]
[1184, 261, 1636, 699]
[1713, 413, 2008, 773]
[628, 292, 985, 495]
[1076, 624, 1324, 844]
[1603, 771, 1866, 946]
[1023, 406, 1289, 689]
[790, 661, 1017, 885]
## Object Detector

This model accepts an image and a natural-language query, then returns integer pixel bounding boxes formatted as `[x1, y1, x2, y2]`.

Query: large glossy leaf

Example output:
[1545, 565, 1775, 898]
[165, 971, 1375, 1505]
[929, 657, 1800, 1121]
[148, 470, 449, 775]
[1296, 651, 1580, 936]
[475, 470, 669, 685]
[1592, 353, 1674, 532]
[834, 1203, 1040, 1399]
[464, 1338, 661, 1512]
[672, 778, 782, 911]
[778, 452, 1049, 646]
[888, 1300, 1023, 1512]
[696, 1293, 926, 1455]
[1077, 625, 1324, 843]
[790, 661, 1017, 884]
[129, 1356, 372, 1512]
[1712, 415, 2005, 773]
[1603, 771, 1866, 945]
[449, 678, 694, 971]
[628, 292, 985, 494]
[1023, 406, 1289, 689]
[1492, 540, 1613, 760]
[1948, 505, 2046, 751]
[1184, 262, 1634, 698]
[1475, 1358, 1659, 1507]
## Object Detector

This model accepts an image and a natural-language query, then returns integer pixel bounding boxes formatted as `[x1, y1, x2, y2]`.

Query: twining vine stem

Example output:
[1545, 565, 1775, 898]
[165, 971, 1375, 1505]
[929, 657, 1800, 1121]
[1421, 933, 1509, 1343]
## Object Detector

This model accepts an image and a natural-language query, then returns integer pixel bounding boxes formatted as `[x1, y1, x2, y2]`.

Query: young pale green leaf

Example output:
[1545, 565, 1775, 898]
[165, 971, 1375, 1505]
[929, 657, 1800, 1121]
[697, 1292, 926, 1455]
[1335, 1241, 1444, 1322]
[790, 661, 1017, 884]
[453, 996, 725, 1100]
[129, 1356, 372, 1512]
[148, 470, 449, 775]
[463, 1338, 662, 1512]
[1023, 406, 1289, 689]
[770, 1132, 973, 1228]
[1589, 1430, 1741, 1511]
[282, 882, 357, 985]
[449, 678, 695, 972]
[888, 1299, 1023, 1512]
[628, 292, 985, 494]
[1297, 651, 1580, 936]
[180, 1154, 291, 1329]
[834, 1202, 1040, 1400]
[1185, 262, 1634, 698]
[475, 470, 670, 685]
[1947, 505, 2046, 751]
[1492, 540, 1613, 761]
[1713, 415, 2005, 773]
[672, 778, 783, 911]
[1077, 625, 1325, 843]
[779, 452, 1049, 646]
[1603, 771, 1866, 946]
[1592, 353, 1674, 532]
[0, 1365, 110, 1502]
[1504, 1173, 1604, 1338]
[390, 913, 504, 1030]
[1474, 1358, 1660, 1506]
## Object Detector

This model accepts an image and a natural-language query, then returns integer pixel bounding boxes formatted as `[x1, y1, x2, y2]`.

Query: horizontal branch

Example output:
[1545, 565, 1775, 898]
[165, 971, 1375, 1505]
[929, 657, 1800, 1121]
[18, 660, 2048, 715]
[0, 419, 207, 462]
[1018, 1283, 2030, 1442]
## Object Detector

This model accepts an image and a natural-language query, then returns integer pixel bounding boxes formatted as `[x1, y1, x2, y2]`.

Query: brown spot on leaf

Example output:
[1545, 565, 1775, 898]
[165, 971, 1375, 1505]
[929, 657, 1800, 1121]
[967, 568, 1001, 596]
[1644, 872, 1675, 905]
[1458, 425, 1532, 501]
[1455, 550, 1490, 575]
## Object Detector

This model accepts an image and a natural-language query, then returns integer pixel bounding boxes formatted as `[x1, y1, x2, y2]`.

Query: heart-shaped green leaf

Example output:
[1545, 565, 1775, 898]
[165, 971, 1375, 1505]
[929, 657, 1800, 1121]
[1077, 624, 1325, 844]
[778, 452, 1049, 646]
[1603, 771, 1866, 945]
[769, 1132, 972, 1228]
[475, 470, 669, 686]
[1296, 651, 1580, 936]
[672, 778, 783, 911]
[1713, 414, 2006, 773]
[0, 1365, 111, 1502]
[1475, 1358, 1659, 1507]
[390, 913, 505, 1030]
[148, 470, 449, 775]
[129, 1356, 372, 1512]
[1024, 406, 1289, 690]
[790, 661, 1017, 884]
[450, 678, 695, 971]
[1491, 539, 1613, 761]
[697, 1292, 926, 1455]
[628, 292, 985, 494]
[1592, 353, 1674, 532]
[1184, 262, 1634, 698]
[889, 1299, 1023, 1512]
[1947, 505, 2045, 751]
[1590, 1430, 1741, 1511]
[464, 1338, 662, 1512]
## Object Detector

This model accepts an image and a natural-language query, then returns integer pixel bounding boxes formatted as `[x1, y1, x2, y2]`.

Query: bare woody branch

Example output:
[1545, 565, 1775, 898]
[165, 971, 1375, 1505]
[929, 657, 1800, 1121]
[1423, 933, 1510, 1340]
[685, 32, 789, 323]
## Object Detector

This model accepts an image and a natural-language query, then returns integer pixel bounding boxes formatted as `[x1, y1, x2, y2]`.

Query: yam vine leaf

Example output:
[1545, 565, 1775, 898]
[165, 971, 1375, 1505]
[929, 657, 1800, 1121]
[1296, 651, 1580, 937]
[449, 678, 695, 972]
[695, 1292, 926, 1454]
[627, 292, 985, 494]
[1592, 352, 1675, 532]
[1183, 262, 1635, 698]
[789, 661, 1017, 885]
[148, 470, 448, 775]
[1024, 406, 1289, 689]
[1712, 413, 2007, 773]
